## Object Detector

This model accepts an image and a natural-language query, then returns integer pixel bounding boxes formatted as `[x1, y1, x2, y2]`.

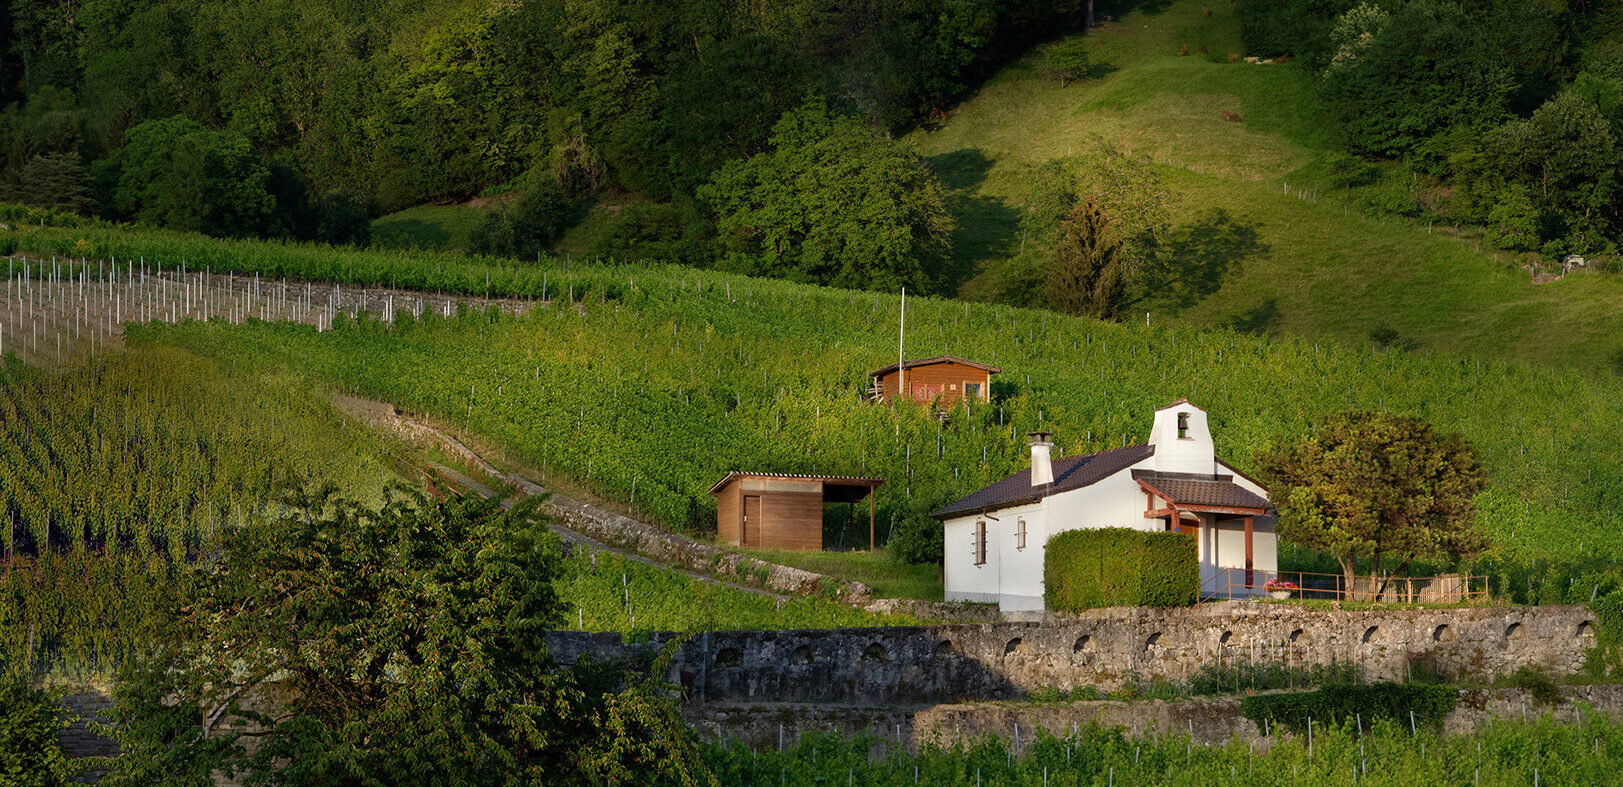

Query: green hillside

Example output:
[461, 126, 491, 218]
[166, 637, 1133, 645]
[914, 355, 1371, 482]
[124, 256, 1623, 570]
[912, 0, 1623, 373]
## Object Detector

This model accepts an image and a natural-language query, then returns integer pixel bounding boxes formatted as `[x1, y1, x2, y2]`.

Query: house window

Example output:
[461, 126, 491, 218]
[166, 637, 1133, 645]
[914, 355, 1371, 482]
[1015, 518, 1027, 550]
[964, 382, 982, 400]
[1177, 412, 1190, 439]
[974, 521, 988, 565]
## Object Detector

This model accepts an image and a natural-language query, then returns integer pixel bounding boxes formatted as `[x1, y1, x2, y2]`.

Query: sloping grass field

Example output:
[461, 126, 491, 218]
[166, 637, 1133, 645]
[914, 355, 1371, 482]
[912, 0, 1623, 373]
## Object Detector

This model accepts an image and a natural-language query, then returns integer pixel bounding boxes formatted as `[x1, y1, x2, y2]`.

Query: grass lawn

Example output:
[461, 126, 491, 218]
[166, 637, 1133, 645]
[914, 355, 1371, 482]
[910, 0, 1623, 374]
[743, 549, 944, 601]
[371, 203, 488, 252]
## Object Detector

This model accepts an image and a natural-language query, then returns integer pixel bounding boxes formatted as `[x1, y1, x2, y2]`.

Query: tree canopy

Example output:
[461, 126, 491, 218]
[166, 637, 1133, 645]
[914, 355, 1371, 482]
[1256, 411, 1488, 599]
[100, 485, 713, 787]
[700, 101, 955, 294]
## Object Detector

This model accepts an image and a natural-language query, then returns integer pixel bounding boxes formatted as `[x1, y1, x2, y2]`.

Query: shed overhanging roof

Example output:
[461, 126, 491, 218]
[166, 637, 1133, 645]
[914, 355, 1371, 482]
[929, 443, 1156, 519]
[868, 355, 1002, 378]
[708, 471, 886, 499]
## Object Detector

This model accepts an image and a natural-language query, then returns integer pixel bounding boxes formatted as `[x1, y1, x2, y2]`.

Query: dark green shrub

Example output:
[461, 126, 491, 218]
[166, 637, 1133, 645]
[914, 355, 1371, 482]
[1044, 528, 1196, 610]
[1499, 666, 1562, 706]
[1189, 659, 1363, 696]
[888, 512, 944, 565]
[470, 178, 582, 260]
[0, 673, 77, 786]
[1241, 683, 1458, 735]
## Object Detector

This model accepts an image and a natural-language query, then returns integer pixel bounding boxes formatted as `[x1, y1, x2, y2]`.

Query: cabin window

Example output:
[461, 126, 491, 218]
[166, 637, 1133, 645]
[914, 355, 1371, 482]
[974, 521, 988, 565]
[1177, 412, 1190, 439]
[1015, 518, 1027, 550]
[964, 383, 982, 400]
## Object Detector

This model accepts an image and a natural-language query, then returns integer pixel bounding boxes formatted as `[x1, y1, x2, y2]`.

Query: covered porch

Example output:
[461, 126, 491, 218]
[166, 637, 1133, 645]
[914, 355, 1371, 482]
[1135, 470, 1273, 592]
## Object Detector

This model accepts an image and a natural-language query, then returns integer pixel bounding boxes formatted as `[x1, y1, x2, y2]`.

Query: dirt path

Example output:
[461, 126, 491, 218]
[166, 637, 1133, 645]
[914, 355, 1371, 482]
[330, 395, 858, 599]
[422, 459, 786, 600]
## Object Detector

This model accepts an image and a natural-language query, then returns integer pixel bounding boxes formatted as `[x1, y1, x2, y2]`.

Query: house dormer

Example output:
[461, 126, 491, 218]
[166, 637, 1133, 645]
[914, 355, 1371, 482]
[1148, 399, 1215, 475]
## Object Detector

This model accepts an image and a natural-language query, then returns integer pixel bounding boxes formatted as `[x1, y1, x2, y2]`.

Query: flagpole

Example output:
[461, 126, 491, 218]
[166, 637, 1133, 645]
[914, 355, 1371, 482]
[897, 287, 906, 402]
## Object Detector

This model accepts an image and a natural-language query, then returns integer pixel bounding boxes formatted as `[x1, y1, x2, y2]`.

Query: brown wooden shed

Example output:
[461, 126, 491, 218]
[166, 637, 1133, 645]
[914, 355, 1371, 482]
[870, 356, 1000, 405]
[710, 472, 884, 551]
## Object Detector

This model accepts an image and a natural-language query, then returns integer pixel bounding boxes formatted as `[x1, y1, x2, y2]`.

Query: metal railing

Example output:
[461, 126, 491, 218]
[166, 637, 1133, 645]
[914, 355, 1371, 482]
[1201, 568, 1491, 604]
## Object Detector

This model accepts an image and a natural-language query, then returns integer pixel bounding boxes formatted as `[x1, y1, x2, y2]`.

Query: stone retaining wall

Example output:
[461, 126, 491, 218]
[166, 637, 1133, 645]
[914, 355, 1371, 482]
[547, 603, 1598, 704]
[688, 685, 1623, 753]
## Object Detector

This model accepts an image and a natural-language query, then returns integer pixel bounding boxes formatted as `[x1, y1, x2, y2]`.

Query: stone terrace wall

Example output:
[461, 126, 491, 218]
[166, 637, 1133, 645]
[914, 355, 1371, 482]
[685, 685, 1623, 753]
[546, 604, 1598, 704]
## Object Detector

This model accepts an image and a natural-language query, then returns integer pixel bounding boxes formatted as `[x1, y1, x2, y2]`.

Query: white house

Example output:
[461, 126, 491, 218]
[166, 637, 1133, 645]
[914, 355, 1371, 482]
[931, 399, 1276, 612]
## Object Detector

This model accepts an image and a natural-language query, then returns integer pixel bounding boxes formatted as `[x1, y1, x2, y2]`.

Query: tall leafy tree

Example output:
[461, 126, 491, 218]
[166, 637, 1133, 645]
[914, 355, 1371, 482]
[700, 100, 954, 293]
[96, 115, 275, 237]
[1257, 411, 1488, 600]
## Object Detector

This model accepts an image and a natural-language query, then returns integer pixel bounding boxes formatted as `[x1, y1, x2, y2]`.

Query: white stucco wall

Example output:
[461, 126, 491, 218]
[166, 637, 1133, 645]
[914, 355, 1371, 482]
[1148, 402, 1215, 474]
[941, 403, 1280, 611]
[944, 501, 1045, 606]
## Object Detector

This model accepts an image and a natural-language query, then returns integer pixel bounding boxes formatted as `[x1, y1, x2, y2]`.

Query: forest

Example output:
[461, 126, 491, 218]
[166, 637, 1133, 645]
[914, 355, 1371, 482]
[0, 0, 1089, 290]
[4, 0, 1619, 307]
[1239, 0, 1623, 259]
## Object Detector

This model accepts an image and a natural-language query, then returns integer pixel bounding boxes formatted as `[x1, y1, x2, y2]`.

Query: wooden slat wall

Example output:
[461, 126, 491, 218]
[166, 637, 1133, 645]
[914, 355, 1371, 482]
[877, 362, 990, 404]
[716, 480, 741, 545]
[760, 491, 825, 551]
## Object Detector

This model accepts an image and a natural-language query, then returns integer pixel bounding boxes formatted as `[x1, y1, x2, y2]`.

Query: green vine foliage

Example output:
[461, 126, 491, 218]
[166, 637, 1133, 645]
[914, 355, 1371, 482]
[0, 348, 393, 672]
[130, 255, 1623, 570]
[1241, 683, 1459, 735]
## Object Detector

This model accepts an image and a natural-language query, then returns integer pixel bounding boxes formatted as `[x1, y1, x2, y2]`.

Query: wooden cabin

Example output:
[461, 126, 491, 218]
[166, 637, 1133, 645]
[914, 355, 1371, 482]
[710, 472, 884, 551]
[870, 356, 1000, 405]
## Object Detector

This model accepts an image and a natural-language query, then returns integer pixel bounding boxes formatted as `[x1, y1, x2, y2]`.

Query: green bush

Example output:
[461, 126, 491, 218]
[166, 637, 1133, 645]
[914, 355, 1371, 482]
[1189, 659, 1363, 696]
[1241, 683, 1458, 735]
[888, 511, 945, 565]
[1044, 528, 1196, 610]
[0, 674, 76, 786]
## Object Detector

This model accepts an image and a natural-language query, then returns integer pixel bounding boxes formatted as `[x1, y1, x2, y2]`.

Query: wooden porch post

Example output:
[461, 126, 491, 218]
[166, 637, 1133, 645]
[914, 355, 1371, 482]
[1244, 516, 1255, 587]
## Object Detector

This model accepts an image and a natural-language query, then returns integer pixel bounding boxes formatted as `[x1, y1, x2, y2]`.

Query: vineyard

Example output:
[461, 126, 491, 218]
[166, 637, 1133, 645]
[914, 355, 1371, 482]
[703, 716, 1623, 785]
[123, 261, 1623, 569]
[0, 253, 535, 366]
[0, 348, 397, 671]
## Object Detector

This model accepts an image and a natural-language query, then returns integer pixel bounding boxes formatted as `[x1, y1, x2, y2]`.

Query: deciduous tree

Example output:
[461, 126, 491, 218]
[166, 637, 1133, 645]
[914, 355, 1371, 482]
[100, 485, 713, 786]
[700, 100, 954, 293]
[1256, 411, 1487, 600]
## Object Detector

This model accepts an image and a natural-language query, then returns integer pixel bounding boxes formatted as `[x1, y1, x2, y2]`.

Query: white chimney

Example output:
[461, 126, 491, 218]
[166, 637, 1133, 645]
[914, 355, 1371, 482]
[1028, 431, 1054, 487]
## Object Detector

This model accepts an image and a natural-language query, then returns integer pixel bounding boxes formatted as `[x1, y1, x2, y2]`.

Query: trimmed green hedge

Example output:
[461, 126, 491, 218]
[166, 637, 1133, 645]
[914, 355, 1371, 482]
[1241, 683, 1459, 735]
[1044, 528, 1197, 610]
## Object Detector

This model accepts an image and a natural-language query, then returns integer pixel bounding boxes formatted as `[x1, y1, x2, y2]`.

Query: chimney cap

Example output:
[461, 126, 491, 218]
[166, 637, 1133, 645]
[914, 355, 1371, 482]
[1027, 430, 1053, 444]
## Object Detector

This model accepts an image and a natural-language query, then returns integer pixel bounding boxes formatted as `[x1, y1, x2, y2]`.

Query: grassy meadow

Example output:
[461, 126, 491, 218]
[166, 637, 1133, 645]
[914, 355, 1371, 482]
[910, 0, 1623, 373]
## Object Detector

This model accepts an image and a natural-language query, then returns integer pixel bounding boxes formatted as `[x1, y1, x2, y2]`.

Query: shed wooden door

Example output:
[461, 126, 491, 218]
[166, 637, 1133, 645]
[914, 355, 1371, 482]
[742, 495, 762, 548]
[910, 383, 941, 401]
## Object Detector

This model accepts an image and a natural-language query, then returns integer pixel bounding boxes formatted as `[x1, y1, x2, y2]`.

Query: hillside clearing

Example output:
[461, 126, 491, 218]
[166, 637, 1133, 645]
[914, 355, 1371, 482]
[912, 0, 1623, 374]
